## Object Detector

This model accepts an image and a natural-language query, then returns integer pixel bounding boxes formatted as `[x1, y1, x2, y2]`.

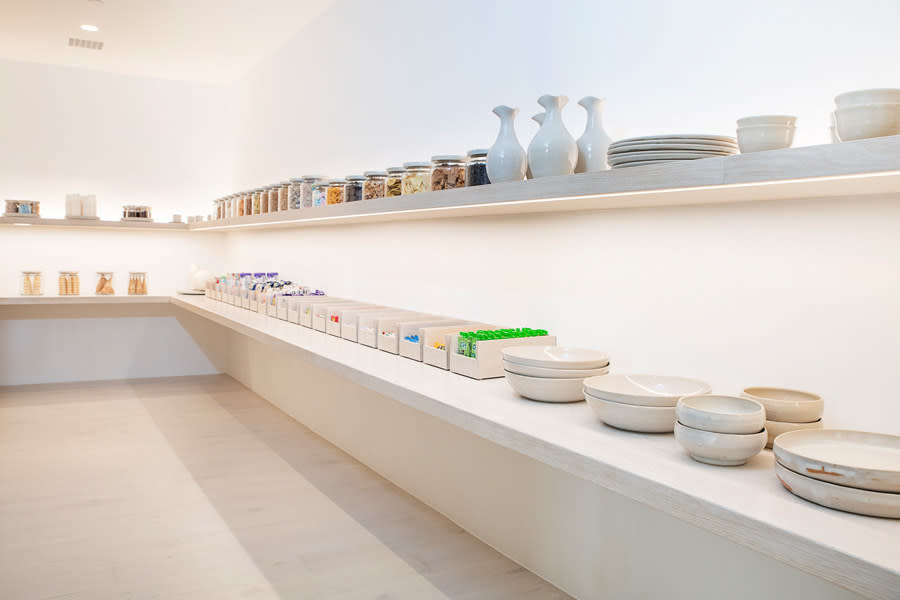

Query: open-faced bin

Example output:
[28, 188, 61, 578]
[378, 317, 460, 354]
[327, 304, 387, 337]
[334, 307, 399, 341]
[448, 332, 557, 379]
[298, 296, 346, 328]
[313, 301, 369, 332]
[418, 323, 494, 368]
[358, 311, 422, 347]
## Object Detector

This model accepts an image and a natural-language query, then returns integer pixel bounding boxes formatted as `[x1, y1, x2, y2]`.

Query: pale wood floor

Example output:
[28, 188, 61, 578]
[0, 374, 569, 600]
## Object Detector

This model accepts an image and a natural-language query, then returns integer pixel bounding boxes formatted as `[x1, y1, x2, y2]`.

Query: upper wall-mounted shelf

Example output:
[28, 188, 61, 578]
[191, 135, 900, 232]
[0, 216, 189, 231]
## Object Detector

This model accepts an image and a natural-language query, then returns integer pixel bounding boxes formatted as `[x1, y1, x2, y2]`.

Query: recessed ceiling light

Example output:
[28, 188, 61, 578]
[81, 24, 99, 32]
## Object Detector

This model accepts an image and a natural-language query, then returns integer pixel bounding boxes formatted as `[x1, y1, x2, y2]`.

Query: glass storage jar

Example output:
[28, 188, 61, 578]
[385, 167, 405, 197]
[268, 186, 280, 213]
[4, 199, 40, 216]
[58, 271, 80, 296]
[300, 176, 324, 208]
[466, 149, 490, 186]
[344, 175, 365, 202]
[128, 272, 148, 296]
[312, 179, 329, 207]
[402, 162, 430, 195]
[363, 171, 387, 200]
[326, 179, 346, 205]
[20, 271, 42, 296]
[95, 271, 115, 295]
[288, 179, 303, 209]
[252, 189, 262, 215]
[243, 191, 252, 216]
[260, 188, 269, 214]
[431, 155, 466, 190]
[279, 181, 290, 211]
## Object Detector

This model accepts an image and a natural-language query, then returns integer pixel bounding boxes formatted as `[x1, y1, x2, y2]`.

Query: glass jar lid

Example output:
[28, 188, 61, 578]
[402, 161, 430, 170]
[345, 175, 366, 181]
[281, 181, 292, 186]
[328, 179, 347, 185]
[364, 171, 388, 178]
[467, 148, 489, 158]
[302, 174, 326, 181]
[431, 154, 465, 163]
[386, 166, 406, 174]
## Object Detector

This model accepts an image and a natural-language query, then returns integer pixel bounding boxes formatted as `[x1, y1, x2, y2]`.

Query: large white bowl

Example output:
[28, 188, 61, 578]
[676, 395, 765, 434]
[834, 103, 900, 141]
[834, 88, 900, 109]
[737, 124, 796, 153]
[501, 346, 610, 370]
[737, 115, 797, 127]
[504, 370, 585, 403]
[502, 359, 609, 379]
[583, 374, 711, 408]
[585, 393, 676, 433]
[741, 387, 823, 423]
[674, 421, 767, 466]
[765, 418, 823, 449]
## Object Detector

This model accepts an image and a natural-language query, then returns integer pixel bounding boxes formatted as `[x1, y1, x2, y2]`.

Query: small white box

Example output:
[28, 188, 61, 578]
[313, 301, 367, 332]
[338, 308, 407, 342]
[448, 334, 557, 380]
[358, 311, 421, 347]
[298, 296, 344, 328]
[419, 323, 494, 369]
[378, 317, 458, 354]
[327, 304, 384, 336]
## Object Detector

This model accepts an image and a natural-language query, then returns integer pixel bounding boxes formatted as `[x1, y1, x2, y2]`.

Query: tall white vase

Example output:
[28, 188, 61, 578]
[527, 94, 578, 178]
[487, 105, 527, 183]
[526, 112, 545, 179]
[576, 96, 612, 172]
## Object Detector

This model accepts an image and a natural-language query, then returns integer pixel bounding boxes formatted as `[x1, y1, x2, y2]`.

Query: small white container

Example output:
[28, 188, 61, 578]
[585, 393, 677, 433]
[448, 333, 558, 380]
[298, 296, 344, 328]
[676, 395, 765, 434]
[834, 88, 900, 108]
[737, 124, 796, 153]
[834, 103, 900, 141]
[341, 308, 407, 342]
[378, 317, 456, 354]
[20, 271, 43, 296]
[741, 387, 823, 423]
[504, 370, 586, 403]
[674, 421, 768, 466]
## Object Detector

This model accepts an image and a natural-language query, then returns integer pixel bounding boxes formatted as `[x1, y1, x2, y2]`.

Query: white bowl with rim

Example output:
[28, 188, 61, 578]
[737, 115, 797, 127]
[765, 418, 823, 449]
[741, 387, 823, 423]
[737, 124, 796, 153]
[834, 103, 900, 141]
[834, 88, 900, 108]
[676, 395, 765, 434]
[585, 392, 676, 432]
[674, 421, 767, 466]
[583, 374, 710, 408]
[504, 370, 585, 403]
[502, 359, 608, 379]
[501, 346, 610, 370]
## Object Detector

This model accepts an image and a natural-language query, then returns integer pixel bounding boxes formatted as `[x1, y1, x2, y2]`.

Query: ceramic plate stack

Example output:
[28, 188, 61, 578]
[583, 374, 711, 432]
[607, 135, 738, 169]
[502, 346, 610, 403]
[773, 430, 900, 518]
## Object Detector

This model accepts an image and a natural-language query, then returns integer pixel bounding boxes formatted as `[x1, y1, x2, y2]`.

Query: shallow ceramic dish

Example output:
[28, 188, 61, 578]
[502, 359, 608, 379]
[774, 461, 900, 519]
[585, 393, 676, 433]
[607, 141, 738, 154]
[741, 387, 823, 423]
[774, 430, 900, 493]
[613, 160, 697, 168]
[612, 134, 737, 145]
[765, 418, 823, 449]
[737, 124, 796, 153]
[501, 346, 610, 370]
[584, 374, 711, 408]
[676, 395, 765, 434]
[737, 115, 797, 127]
[834, 103, 900, 141]
[674, 421, 767, 466]
[608, 150, 734, 164]
[834, 88, 900, 108]
[504, 370, 585, 403]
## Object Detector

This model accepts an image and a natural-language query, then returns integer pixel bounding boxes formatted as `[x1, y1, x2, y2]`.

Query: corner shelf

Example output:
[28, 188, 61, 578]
[0, 216, 189, 231]
[190, 135, 900, 232]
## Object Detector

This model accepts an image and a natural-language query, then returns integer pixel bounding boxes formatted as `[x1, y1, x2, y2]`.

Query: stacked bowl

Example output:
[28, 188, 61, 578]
[741, 387, 823, 448]
[833, 88, 900, 141]
[502, 346, 610, 403]
[606, 135, 738, 169]
[674, 395, 768, 466]
[736, 115, 796, 153]
[583, 374, 710, 432]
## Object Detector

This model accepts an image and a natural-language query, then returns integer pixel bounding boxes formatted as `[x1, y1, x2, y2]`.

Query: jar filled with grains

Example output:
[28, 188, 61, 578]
[363, 171, 387, 200]
[301, 176, 324, 208]
[401, 162, 430, 195]
[260, 188, 269, 214]
[252, 189, 262, 215]
[243, 191, 253, 216]
[326, 179, 346, 205]
[385, 167, 405, 197]
[344, 175, 365, 202]
[288, 179, 303, 209]
[279, 182, 290, 211]
[267, 186, 279, 213]
[466, 149, 490, 186]
[312, 179, 329, 207]
[431, 155, 466, 190]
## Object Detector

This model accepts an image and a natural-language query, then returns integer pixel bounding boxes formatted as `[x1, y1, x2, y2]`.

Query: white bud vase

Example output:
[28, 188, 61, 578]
[527, 94, 578, 178]
[526, 112, 545, 179]
[576, 96, 612, 172]
[487, 105, 527, 183]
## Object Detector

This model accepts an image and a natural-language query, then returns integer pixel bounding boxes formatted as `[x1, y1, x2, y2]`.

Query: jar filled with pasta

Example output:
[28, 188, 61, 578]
[128, 272, 148, 295]
[401, 162, 430, 195]
[20, 271, 42, 296]
[385, 167, 405, 197]
[58, 271, 80, 296]
[95, 271, 115, 295]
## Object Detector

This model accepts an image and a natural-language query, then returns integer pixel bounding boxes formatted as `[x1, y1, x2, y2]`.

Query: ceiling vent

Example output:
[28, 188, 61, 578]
[68, 37, 104, 50]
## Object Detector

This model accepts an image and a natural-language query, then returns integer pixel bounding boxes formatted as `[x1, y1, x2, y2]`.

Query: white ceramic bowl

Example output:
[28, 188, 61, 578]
[834, 88, 900, 109]
[676, 395, 765, 434]
[834, 103, 900, 141]
[765, 418, 823, 449]
[737, 115, 797, 127]
[585, 393, 676, 433]
[501, 346, 610, 370]
[741, 387, 823, 423]
[502, 359, 609, 379]
[583, 374, 711, 408]
[737, 124, 796, 153]
[674, 421, 767, 466]
[504, 370, 585, 403]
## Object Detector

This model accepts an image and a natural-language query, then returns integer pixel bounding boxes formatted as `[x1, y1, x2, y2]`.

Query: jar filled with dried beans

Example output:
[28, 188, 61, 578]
[363, 171, 387, 200]
[326, 179, 346, 204]
[267, 186, 279, 213]
[279, 181, 290, 211]
[344, 175, 364, 202]
[401, 162, 430, 195]
[431, 155, 466, 190]
[385, 167, 405, 197]
[252, 189, 262, 215]
[466, 149, 490, 186]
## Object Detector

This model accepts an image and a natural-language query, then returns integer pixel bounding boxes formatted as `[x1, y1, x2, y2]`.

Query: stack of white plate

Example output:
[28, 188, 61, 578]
[583, 374, 711, 433]
[773, 430, 900, 518]
[741, 387, 824, 448]
[502, 346, 610, 403]
[607, 135, 738, 169]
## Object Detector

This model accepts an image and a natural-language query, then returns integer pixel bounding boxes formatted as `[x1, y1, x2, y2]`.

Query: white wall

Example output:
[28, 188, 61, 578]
[0, 58, 234, 221]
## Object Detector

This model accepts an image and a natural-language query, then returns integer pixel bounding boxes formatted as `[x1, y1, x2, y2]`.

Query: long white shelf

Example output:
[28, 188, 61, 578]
[170, 295, 898, 600]
[0, 216, 189, 231]
[191, 135, 900, 231]
[0, 296, 171, 305]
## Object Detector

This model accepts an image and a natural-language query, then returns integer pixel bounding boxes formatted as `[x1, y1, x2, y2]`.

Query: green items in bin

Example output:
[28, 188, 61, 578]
[456, 328, 549, 358]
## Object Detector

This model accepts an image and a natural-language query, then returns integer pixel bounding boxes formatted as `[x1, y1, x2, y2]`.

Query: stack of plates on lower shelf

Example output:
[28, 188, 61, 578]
[583, 374, 711, 432]
[741, 387, 824, 448]
[607, 134, 738, 169]
[502, 346, 610, 403]
[773, 430, 900, 518]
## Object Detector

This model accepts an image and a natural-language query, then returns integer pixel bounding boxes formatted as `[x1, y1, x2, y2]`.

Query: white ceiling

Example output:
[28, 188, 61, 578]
[0, 0, 332, 84]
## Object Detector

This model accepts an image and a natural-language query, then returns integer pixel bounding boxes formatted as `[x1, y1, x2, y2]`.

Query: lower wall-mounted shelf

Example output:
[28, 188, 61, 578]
[0, 296, 171, 305]
[0, 216, 189, 231]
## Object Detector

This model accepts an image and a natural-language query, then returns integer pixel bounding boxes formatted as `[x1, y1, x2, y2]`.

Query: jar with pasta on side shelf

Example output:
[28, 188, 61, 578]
[20, 271, 43, 296]
[401, 162, 430, 195]
[279, 181, 290, 211]
[385, 167, 405, 197]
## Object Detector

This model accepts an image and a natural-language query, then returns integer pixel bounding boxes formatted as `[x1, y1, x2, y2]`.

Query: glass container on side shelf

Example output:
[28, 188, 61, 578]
[402, 162, 430, 195]
[344, 175, 365, 202]
[466, 149, 490, 186]
[122, 205, 151, 221]
[268, 186, 280, 213]
[289, 179, 303, 209]
[363, 171, 387, 200]
[300, 176, 324, 208]
[385, 167, 405, 197]
[58, 271, 80, 296]
[252, 189, 262, 215]
[128, 272, 148, 295]
[431, 155, 466, 190]
[20, 271, 42, 296]
[5, 199, 41, 216]
[312, 179, 329, 207]
[279, 181, 290, 211]
[326, 179, 346, 205]
[95, 272, 115, 295]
